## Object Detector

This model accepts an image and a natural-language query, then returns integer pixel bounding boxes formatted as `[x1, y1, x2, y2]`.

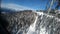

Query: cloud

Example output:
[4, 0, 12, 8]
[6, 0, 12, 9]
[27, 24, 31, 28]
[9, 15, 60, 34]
[1, 3, 36, 11]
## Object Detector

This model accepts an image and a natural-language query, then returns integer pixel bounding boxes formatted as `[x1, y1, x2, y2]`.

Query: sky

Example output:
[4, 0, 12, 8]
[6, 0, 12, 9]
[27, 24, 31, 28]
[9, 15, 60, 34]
[1, 0, 60, 10]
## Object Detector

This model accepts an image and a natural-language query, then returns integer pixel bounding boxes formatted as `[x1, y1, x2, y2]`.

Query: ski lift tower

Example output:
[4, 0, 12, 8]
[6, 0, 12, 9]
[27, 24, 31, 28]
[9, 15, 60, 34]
[46, 0, 56, 14]
[46, 0, 60, 17]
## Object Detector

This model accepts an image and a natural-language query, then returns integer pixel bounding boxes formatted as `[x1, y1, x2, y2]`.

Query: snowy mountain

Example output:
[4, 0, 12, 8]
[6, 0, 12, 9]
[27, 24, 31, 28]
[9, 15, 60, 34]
[0, 9, 60, 34]
[0, 3, 60, 34]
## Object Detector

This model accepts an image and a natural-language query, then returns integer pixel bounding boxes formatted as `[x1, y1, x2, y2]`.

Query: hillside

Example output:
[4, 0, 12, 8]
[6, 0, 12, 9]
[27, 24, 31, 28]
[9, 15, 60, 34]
[0, 10, 37, 34]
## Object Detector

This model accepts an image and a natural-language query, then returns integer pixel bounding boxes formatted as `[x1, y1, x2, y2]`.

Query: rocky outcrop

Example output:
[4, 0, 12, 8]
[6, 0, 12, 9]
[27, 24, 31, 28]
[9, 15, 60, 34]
[0, 10, 60, 34]
[0, 10, 37, 34]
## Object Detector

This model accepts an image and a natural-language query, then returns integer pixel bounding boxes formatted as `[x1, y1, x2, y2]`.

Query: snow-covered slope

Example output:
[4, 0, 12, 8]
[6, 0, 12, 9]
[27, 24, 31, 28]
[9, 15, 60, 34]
[27, 11, 60, 34]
